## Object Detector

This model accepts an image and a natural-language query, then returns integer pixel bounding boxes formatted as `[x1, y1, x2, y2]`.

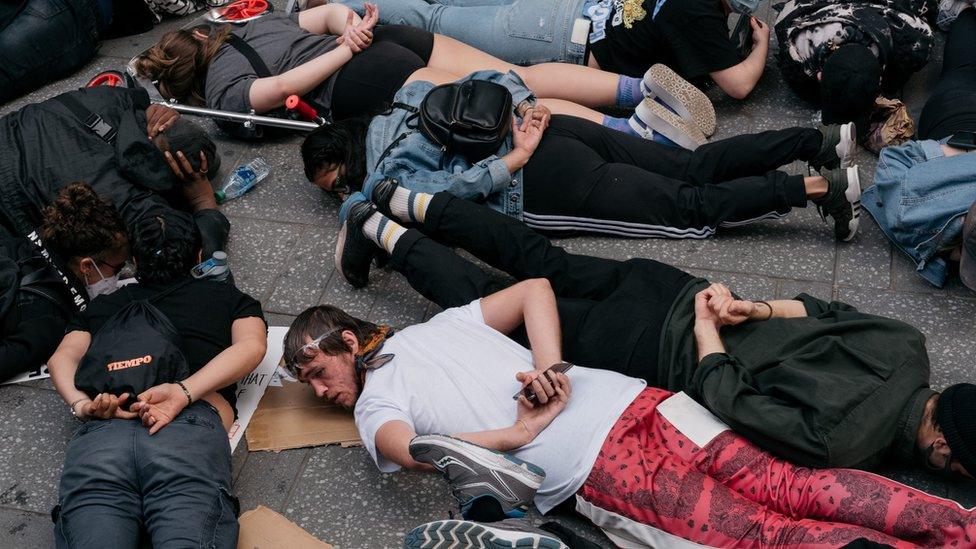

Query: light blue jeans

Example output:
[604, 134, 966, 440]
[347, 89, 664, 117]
[336, 0, 588, 65]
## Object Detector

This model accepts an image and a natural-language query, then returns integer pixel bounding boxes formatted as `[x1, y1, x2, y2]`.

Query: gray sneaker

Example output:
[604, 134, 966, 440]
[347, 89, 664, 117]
[404, 519, 569, 549]
[409, 434, 545, 519]
[810, 122, 856, 172]
[815, 166, 861, 242]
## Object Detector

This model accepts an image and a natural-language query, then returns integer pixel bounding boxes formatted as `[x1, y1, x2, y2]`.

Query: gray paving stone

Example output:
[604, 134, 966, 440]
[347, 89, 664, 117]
[836, 214, 892, 290]
[220, 138, 340, 226]
[0, 508, 54, 548]
[835, 288, 976, 390]
[286, 445, 455, 548]
[776, 279, 834, 302]
[891, 250, 949, 296]
[369, 272, 433, 328]
[265, 226, 337, 315]
[265, 312, 298, 328]
[225, 217, 305, 302]
[235, 448, 310, 512]
[318, 267, 390, 319]
[0, 387, 76, 514]
[97, 13, 199, 61]
[0, 56, 135, 116]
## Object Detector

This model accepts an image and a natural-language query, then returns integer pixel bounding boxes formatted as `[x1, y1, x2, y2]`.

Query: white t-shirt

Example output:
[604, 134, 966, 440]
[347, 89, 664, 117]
[354, 300, 646, 513]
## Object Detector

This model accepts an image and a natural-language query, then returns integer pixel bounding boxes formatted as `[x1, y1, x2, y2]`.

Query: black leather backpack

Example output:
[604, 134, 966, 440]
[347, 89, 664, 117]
[391, 80, 513, 164]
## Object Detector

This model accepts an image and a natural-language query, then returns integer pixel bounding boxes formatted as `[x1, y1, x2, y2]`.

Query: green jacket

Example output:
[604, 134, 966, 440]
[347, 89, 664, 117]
[658, 279, 934, 470]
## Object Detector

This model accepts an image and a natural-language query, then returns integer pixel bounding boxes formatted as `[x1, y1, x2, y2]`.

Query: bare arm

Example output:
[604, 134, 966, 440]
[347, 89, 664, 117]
[248, 46, 355, 113]
[48, 331, 93, 410]
[297, 3, 361, 35]
[480, 278, 561, 370]
[710, 18, 769, 99]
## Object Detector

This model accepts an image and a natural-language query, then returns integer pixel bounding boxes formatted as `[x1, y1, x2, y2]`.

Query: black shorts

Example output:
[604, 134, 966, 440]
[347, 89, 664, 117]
[330, 24, 435, 120]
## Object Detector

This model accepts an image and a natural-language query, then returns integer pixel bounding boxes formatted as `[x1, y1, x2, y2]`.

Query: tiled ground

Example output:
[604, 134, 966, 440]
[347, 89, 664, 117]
[1, 1, 974, 547]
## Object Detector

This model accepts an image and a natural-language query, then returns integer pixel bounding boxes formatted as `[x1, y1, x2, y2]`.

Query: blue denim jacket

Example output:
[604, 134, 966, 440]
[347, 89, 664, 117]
[862, 138, 976, 287]
[363, 70, 535, 219]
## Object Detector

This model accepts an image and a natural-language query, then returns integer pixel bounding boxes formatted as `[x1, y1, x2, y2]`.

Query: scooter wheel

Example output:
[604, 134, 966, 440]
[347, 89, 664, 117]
[205, 0, 272, 23]
[85, 70, 132, 88]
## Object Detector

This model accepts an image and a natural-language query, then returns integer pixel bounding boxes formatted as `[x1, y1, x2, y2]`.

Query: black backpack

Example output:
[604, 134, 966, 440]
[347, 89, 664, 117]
[392, 80, 513, 163]
[74, 280, 193, 399]
[0, 238, 71, 323]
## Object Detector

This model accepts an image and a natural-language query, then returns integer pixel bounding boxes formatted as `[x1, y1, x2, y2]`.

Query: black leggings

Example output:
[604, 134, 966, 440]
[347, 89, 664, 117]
[330, 24, 435, 120]
[389, 192, 694, 382]
[917, 8, 976, 140]
[521, 116, 818, 238]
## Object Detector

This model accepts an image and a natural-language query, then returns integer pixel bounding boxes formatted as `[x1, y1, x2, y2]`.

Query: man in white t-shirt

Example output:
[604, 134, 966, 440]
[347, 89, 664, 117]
[282, 283, 976, 549]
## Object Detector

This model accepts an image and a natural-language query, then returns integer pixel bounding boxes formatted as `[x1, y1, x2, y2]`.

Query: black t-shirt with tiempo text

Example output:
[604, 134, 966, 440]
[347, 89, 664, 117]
[67, 277, 265, 411]
[587, 0, 742, 80]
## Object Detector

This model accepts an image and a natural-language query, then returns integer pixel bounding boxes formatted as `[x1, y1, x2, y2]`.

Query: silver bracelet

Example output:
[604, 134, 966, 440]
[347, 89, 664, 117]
[69, 398, 90, 421]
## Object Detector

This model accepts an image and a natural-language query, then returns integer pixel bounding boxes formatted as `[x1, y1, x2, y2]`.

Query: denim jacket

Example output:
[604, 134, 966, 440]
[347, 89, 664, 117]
[363, 70, 535, 219]
[862, 138, 976, 287]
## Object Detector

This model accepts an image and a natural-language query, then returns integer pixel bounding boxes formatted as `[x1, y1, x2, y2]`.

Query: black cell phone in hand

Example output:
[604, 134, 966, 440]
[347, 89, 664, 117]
[948, 131, 976, 151]
[513, 362, 574, 403]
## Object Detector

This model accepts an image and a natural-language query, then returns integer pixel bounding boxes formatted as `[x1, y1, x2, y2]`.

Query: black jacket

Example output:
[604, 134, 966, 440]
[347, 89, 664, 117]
[773, 0, 934, 100]
[0, 86, 230, 311]
[659, 279, 934, 470]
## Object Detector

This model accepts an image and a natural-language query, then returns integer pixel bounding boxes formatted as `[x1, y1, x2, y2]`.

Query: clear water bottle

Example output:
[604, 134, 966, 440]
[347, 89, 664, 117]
[191, 251, 230, 282]
[215, 157, 271, 204]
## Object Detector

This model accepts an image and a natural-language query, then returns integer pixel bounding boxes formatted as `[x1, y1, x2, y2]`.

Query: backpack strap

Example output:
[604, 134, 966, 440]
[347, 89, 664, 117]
[53, 94, 118, 144]
[224, 34, 273, 78]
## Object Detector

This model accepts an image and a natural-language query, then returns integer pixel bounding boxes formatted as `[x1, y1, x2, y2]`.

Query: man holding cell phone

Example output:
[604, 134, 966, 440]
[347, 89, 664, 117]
[862, 5, 976, 292]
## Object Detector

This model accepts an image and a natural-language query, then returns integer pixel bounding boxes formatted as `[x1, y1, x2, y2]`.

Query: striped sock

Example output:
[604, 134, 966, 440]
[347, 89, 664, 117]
[615, 75, 643, 108]
[388, 186, 431, 224]
[362, 212, 407, 254]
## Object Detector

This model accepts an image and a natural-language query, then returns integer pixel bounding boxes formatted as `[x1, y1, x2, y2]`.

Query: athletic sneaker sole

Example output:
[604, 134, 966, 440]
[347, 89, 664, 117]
[642, 64, 717, 136]
[333, 217, 366, 287]
[404, 520, 569, 549]
[842, 166, 861, 242]
[837, 122, 856, 169]
[630, 99, 708, 151]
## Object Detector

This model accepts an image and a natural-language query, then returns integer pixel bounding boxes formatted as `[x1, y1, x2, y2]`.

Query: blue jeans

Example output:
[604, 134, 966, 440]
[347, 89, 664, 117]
[53, 402, 239, 549]
[336, 0, 588, 65]
[0, 0, 100, 104]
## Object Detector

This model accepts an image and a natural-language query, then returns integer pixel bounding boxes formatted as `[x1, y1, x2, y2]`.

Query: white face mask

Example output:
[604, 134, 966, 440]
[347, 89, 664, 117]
[85, 263, 120, 299]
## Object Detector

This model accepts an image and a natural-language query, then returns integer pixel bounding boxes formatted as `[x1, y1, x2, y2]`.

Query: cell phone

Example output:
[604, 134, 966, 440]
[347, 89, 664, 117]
[730, 14, 754, 59]
[947, 131, 976, 151]
[513, 362, 574, 403]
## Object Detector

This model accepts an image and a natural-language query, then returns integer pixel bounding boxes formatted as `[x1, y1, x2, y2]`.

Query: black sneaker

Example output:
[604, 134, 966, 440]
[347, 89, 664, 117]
[404, 519, 569, 549]
[409, 434, 545, 519]
[815, 166, 861, 242]
[335, 198, 379, 288]
[810, 122, 856, 172]
[365, 176, 402, 221]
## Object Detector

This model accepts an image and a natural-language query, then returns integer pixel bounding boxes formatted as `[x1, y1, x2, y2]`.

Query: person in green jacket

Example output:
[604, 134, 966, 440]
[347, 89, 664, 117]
[331, 183, 976, 478]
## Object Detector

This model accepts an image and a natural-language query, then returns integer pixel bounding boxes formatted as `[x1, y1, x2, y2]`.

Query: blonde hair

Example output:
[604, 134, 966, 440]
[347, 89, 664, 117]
[135, 25, 232, 106]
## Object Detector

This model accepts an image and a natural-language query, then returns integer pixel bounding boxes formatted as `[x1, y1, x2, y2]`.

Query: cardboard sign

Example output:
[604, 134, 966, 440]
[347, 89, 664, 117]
[228, 326, 288, 451]
[238, 506, 333, 549]
[245, 379, 361, 452]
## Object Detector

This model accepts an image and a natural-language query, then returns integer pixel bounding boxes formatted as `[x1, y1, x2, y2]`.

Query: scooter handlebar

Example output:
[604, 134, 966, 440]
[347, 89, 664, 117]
[285, 95, 320, 122]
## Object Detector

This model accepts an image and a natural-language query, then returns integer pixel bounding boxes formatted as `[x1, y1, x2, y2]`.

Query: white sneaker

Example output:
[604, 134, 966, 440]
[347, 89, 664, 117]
[630, 98, 708, 150]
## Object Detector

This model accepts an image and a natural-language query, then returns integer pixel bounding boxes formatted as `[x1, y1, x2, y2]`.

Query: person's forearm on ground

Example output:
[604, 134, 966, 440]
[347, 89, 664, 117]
[180, 317, 266, 404]
[711, 43, 767, 99]
[48, 331, 93, 411]
[749, 299, 807, 320]
[694, 320, 727, 361]
[454, 422, 534, 453]
[248, 46, 355, 112]
[184, 186, 218, 212]
[298, 3, 362, 35]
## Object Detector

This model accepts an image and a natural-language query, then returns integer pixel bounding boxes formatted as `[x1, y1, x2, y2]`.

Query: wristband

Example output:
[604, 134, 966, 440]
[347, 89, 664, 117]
[176, 381, 193, 406]
[69, 397, 90, 420]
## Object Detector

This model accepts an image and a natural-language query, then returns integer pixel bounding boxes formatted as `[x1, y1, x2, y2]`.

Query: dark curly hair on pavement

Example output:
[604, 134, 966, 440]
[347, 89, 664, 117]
[300, 115, 371, 192]
[40, 181, 127, 262]
[131, 210, 199, 284]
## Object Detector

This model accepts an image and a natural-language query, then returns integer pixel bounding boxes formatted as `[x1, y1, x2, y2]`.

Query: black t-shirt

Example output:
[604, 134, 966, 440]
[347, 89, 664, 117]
[588, 0, 742, 80]
[67, 277, 265, 411]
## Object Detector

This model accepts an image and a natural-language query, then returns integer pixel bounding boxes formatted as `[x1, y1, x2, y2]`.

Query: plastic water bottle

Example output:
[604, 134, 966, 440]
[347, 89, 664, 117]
[215, 157, 271, 204]
[191, 251, 230, 282]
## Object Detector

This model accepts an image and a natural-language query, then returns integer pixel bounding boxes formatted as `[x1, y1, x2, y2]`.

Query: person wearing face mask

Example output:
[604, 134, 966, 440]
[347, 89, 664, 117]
[0, 182, 128, 382]
[47, 209, 266, 549]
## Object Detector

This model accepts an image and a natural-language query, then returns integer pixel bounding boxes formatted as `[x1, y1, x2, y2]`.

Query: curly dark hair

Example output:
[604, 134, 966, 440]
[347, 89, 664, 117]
[131, 210, 200, 284]
[40, 182, 128, 262]
[153, 118, 221, 179]
[300, 115, 371, 192]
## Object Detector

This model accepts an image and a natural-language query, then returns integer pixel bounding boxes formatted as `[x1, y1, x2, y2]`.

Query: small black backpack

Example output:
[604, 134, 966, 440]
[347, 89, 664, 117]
[388, 80, 514, 165]
[74, 280, 192, 399]
[0, 238, 71, 322]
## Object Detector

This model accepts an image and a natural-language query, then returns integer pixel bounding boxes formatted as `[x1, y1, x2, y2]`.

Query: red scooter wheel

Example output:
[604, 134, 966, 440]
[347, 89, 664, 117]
[86, 70, 131, 88]
[205, 0, 272, 23]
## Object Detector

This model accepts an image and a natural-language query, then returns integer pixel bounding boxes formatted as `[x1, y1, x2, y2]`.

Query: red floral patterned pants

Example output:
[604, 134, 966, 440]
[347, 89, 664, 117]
[577, 388, 975, 548]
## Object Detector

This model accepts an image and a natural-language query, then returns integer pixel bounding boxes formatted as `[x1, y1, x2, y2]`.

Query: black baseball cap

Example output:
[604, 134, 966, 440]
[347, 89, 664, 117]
[820, 44, 882, 125]
[961, 201, 976, 291]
